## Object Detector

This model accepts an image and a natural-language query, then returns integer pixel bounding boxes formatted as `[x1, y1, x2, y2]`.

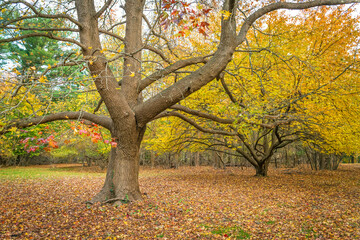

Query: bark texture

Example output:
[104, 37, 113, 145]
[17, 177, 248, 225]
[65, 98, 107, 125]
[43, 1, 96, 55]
[255, 160, 270, 177]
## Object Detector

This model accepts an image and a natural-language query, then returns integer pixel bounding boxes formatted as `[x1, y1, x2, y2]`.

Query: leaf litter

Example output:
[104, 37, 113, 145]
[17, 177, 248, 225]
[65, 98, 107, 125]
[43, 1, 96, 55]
[0, 165, 359, 239]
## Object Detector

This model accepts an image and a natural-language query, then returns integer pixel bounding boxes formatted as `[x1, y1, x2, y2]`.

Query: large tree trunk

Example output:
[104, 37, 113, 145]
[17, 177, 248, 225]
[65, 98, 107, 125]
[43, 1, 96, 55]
[255, 159, 270, 177]
[90, 125, 145, 204]
[75, 0, 145, 204]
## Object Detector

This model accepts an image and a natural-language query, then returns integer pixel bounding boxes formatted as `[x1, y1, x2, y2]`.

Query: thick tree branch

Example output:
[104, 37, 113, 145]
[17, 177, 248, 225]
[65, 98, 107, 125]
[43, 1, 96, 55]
[0, 32, 85, 49]
[143, 45, 171, 64]
[135, 0, 359, 126]
[237, 132, 260, 162]
[138, 56, 208, 92]
[156, 111, 237, 136]
[235, 148, 259, 167]
[219, 75, 243, 106]
[170, 105, 234, 124]
[1, 111, 112, 135]
[134, 0, 239, 126]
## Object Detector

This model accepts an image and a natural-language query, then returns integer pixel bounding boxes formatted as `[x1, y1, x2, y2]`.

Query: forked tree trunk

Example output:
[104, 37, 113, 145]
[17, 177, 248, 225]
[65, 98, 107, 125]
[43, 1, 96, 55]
[75, 0, 146, 205]
[255, 159, 270, 177]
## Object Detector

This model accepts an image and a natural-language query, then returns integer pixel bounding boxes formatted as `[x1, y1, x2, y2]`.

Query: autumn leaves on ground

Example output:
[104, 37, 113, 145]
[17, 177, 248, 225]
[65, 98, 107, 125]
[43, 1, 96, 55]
[0, 165, 359, 239]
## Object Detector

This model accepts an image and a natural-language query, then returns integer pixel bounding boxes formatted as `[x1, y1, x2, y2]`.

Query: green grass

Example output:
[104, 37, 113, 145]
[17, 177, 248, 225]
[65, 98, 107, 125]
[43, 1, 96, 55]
[266, 220, 275, 225]
[0, 165, 183, 180]
[0, 166, 104, 179]
[213, 226, 250, 239]
[202, 225, 250, 239]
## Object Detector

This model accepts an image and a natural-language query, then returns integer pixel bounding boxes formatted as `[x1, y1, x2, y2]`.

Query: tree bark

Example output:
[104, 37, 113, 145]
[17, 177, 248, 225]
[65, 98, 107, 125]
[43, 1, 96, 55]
[90, 124, 145, 203]
[194, 152, 200, 166]
[74, 0, 146, 204]
[255, 159, 270, 177]
[150, 151, 155, 168]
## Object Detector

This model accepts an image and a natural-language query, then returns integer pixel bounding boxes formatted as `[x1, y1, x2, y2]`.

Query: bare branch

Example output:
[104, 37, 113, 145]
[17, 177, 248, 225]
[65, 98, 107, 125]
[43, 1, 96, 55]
[235, 147, 259, 167]
[1, 0, 83, 27]
[219, 74, 245, 107]
[170, 105, 234, 124]
[0, 32, 86, 49]
[95, 0, 114, 18]
[236, 131, 260, 162]
[5, 26, 79, 32]
[156, 111, 237, 136]
[143, 45, 171, 64]
[93, 99, 104, 113]
[1, 111, 112, 135]
[99, 30, 171, 64]
[107, 21, 126, 32]
[99, 29, 125, 41]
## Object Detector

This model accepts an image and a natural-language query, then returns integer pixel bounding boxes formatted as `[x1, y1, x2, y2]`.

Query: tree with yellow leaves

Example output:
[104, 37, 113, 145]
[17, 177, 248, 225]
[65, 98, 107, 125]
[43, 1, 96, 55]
[150, 6, 360, 176]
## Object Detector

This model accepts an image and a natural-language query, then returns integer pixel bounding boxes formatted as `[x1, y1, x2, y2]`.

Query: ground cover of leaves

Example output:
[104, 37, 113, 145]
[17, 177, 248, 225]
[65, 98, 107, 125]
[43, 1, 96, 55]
[0, 165, 359, 239]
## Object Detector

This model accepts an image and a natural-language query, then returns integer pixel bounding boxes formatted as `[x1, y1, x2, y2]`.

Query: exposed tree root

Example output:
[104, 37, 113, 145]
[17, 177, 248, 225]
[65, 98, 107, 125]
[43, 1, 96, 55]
[102, 197, 126, 205]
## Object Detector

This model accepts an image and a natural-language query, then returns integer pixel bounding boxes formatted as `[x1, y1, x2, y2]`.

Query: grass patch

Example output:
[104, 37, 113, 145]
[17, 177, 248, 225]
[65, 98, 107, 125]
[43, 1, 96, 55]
[209, 225, 250, 239]
[0, 166, 103, 179]
[0, 165, 181, 180]
[266, 220, 275, 225]
[301, 225, 318, 239]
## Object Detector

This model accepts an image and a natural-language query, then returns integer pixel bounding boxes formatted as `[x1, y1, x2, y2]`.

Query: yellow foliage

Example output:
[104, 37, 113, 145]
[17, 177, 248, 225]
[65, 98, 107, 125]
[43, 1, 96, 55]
[143, 6, 360, 156]
[38, 76, 47, 83]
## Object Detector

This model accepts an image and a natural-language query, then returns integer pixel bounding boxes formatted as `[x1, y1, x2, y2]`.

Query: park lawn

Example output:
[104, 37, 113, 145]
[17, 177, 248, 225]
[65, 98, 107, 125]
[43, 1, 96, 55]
[0, 164, 104, 179]
[0, 165, 359, 239]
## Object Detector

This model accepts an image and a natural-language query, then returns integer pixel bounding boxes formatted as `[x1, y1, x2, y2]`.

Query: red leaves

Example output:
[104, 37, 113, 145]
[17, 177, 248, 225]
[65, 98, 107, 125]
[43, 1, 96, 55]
[178, 30, 185, 37]
[200, 21, 210, 29]
[48, 139, 58, 149]
[70, 121, 116, 148]
[198, 28, 207, 37]
[110, 140, 117, 148]
[171, 9, 179, 16]
[27, 146, 39, 153]
[202, 8, 211, 15]
[18, 120, 110, 155]
[160, 0, 212, 37]
[162, 3, 172, 10]
[90, 132, 101, 143]
[20, 131, 59, 153]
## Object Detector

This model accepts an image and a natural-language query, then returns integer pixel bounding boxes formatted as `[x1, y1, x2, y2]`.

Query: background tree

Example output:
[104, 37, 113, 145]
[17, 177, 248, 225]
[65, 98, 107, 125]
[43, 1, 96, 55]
[151, 6, 360, 176]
